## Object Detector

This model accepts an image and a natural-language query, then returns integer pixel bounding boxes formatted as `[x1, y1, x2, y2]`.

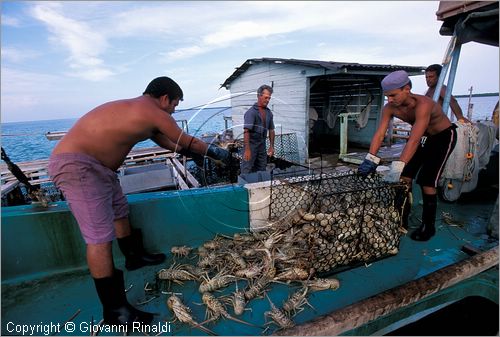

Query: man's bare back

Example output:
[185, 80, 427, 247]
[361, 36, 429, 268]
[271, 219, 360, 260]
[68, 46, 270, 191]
[53, 96, 189, 171]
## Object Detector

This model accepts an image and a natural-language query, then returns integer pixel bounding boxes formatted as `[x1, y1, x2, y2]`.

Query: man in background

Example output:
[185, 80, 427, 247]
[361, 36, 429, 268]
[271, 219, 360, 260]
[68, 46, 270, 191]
[425, 64, 471, 123]
[241, 84, 275, 174]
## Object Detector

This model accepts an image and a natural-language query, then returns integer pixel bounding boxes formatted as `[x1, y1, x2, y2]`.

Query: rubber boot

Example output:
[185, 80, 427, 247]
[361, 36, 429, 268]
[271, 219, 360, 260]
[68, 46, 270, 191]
[93, 269, 153, 326]
[117, 228, 166, 271]
[410, 193, 437, 241]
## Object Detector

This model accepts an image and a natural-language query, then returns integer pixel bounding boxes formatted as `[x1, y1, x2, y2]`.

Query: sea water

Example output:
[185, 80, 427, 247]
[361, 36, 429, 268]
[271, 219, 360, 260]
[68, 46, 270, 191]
[455, 95, 498, 121]
[1, 96, 498, 163]
[1, 107, 231, 163]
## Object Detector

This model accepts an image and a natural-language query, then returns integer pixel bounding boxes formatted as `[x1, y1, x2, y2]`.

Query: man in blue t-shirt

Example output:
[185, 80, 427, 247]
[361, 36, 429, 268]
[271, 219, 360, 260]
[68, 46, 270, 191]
[241, 84, 275, 174]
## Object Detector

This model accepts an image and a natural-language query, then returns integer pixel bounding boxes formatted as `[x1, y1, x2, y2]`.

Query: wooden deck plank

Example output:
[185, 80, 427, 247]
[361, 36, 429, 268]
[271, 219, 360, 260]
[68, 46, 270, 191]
[169, 159, 189, 190]
[1, 146, 202, 197]
[1, 181, 20, 195]
[171, 157, 201, 188]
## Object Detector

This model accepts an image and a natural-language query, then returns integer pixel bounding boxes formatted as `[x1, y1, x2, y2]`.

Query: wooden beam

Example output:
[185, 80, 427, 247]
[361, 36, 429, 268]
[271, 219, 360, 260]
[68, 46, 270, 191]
[168, 159, 189, 190]
[273, 246, 499, 336]
[0, 146, 183, 192]
[1, 180, 20, 196]
[392, 134, 410, 140]
[171, 157, 201, 188]
[393, 127, 411, 132]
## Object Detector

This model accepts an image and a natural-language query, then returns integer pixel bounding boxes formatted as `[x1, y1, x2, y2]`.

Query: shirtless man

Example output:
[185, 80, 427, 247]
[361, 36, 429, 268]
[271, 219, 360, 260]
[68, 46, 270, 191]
[358, 70, 457, 241]
[425, 64, 471, 123]
[48, 77, 230, 327]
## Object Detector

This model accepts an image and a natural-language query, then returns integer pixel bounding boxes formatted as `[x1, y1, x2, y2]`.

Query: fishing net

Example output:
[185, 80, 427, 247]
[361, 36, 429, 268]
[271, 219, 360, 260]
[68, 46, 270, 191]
[439, 121, 498, 201]
[269, 171, 410, 274]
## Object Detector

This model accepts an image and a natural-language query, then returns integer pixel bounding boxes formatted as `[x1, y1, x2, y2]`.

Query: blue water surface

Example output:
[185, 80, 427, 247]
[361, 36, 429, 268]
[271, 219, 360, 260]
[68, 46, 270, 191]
[1, 95, 498, 163]
[455, 95, 498, 121]
[1, 107, 232, 163]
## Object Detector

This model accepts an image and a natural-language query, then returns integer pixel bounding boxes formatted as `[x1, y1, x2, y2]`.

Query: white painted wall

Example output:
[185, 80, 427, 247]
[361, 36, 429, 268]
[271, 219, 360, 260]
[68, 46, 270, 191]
[229, 62, 315, 163]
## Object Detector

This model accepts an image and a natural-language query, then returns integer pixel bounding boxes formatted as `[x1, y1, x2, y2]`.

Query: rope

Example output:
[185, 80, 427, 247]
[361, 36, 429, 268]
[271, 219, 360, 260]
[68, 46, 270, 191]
[462, 125, 478, 182]
[174, 90, 254, 113]
[355, 90, 375, 129]
[1, 147, 35, 191]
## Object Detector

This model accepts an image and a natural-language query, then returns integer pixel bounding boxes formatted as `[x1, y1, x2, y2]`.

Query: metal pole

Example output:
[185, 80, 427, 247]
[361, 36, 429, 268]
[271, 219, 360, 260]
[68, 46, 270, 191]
[442, 43, 462, 118]
[467, 86, 474, 121]
[433, 36, 457, 103]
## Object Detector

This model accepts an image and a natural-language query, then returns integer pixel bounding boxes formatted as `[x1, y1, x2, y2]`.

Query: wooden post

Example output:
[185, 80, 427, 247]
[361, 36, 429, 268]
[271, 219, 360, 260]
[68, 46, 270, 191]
[273, 246, 499, 336]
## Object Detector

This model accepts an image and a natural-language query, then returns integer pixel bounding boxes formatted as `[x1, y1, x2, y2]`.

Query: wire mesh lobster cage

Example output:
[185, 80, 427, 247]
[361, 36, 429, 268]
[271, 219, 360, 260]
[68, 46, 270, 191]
[269, 170, 410, 274]
[190, 132, 303, 185]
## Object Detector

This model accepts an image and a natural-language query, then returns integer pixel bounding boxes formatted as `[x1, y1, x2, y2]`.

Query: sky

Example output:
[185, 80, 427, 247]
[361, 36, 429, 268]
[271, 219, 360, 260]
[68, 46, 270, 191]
[1, 1, 498, 123]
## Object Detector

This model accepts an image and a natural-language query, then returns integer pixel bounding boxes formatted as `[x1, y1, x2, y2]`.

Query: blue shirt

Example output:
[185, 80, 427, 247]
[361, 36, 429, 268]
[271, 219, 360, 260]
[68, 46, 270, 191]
[243, 103, 275, 144]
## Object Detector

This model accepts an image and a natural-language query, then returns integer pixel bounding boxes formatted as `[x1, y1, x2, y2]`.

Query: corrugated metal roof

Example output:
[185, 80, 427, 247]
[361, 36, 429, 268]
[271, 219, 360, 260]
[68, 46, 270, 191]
[220, 57, 425, 88]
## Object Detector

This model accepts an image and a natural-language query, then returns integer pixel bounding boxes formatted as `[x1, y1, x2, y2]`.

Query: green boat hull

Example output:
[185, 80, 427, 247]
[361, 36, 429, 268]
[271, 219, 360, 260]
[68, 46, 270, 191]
[2, 184, 498, 335]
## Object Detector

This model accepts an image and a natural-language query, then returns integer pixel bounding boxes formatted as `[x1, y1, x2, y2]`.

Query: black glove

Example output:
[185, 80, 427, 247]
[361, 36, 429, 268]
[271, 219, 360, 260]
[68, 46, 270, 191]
[206, 144, 231, 164]
[358, 153, 380, 176]
[177, 148, 205, 167]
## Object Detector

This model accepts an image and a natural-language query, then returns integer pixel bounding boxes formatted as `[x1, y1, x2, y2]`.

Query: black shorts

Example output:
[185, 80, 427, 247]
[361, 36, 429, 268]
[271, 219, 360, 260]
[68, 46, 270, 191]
[402, 125, 457, 188]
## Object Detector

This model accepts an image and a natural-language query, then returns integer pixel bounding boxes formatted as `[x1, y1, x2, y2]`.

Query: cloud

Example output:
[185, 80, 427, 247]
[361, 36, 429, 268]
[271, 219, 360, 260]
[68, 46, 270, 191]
[1, 14, 22, 27]
[3, 0, 497, 123]
[29, 2, 114, 81]
[1, 67, 59, 121]
[66, 67, 115, 82]
[1, 46, 40, 63]
[160, 1, 440, 62]
[24, 2, 441, 71]
[452, 43, 499, 94]
[165, 45, 205, 61]
[0, 66, 116, 122]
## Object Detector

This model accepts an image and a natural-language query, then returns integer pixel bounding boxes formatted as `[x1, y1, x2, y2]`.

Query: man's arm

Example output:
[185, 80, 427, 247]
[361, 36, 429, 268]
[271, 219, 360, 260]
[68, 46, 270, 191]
[151, 133, 200, 158]
[368, 107, 392, 156]
[154, 113, 209, 155]
[151, 111, 230, 165]
[399, 102, 431, 164]
[440, 87, 470, 123]
[151, 133, 181, 152]
[450, 96, 471, 123]
[243, 129, 252, 161]
[267, 129, 275, 157]
[242, 108, 255, 161]
[358, 106, 392, 176]
[382, 101, 432, 183]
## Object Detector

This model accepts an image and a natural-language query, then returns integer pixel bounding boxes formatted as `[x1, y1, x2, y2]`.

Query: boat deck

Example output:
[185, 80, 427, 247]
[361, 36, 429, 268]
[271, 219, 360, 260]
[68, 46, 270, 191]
[1, 185, 498, 336]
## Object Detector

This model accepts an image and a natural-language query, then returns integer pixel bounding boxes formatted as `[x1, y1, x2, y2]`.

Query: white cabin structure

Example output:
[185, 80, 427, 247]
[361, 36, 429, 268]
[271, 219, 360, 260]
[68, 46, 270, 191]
[221, 58, 425, 163]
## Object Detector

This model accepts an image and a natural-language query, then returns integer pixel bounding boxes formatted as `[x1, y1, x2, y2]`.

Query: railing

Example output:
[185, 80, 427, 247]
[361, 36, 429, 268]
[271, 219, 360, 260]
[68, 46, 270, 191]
[338, 112, 361, 160]
[392, 127, 410, 140]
